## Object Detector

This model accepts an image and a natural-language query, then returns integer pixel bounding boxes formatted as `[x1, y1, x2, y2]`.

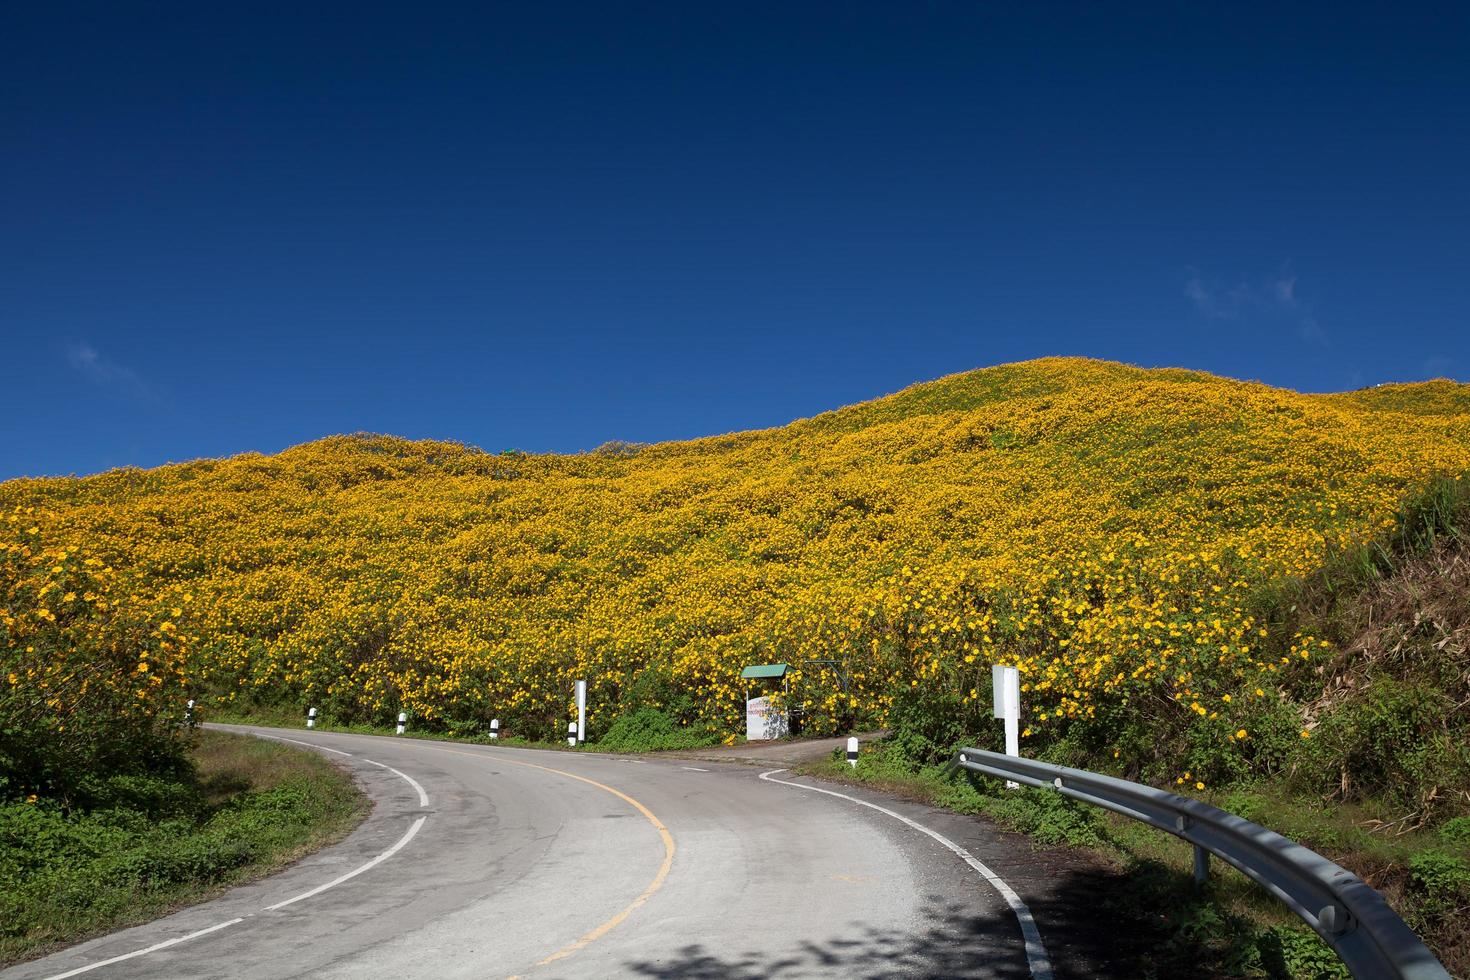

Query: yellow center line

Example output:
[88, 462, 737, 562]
[413, 744, 677, 975]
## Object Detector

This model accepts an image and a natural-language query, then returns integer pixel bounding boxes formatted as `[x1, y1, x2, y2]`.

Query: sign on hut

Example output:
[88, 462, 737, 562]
[741, 663, 790, 740]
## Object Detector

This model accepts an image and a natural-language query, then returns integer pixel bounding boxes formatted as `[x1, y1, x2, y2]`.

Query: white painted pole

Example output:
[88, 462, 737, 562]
[566, 721, 577, 747]
[991, 665, 1021, 789]
[307, 706, 317, 729]
[1003, 667, 1021, 790]
[489, 718, 500, 739]
[846, 736, 859, 768]
[575, 679, 587, 744]
[396, 711, 407, 736]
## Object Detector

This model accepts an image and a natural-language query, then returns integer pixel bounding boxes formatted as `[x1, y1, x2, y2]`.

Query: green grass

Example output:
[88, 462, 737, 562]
[0, 730, 367, 966]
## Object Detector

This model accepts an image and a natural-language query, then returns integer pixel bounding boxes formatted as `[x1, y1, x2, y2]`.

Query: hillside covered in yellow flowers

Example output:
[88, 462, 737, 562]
[5, 357, 1470, 788]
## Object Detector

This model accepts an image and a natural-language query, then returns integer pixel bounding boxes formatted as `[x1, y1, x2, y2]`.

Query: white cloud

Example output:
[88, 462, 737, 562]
[1298, 317, 1330, 347]
[1422, 354, 1453, 378]
[66, 343, 155, 400]
[1185, 265, 1325, 346]
[1184, 274, 1243, 319]
[1274, 274, 1297, 307]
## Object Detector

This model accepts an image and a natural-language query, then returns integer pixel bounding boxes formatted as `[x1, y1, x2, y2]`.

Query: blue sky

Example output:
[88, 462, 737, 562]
[3, 2, 1467, 479]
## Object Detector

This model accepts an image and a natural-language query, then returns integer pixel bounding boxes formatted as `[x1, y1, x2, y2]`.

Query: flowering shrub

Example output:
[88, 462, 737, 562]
[3, 358, 1468, 787]
[1, 510, 195, 804]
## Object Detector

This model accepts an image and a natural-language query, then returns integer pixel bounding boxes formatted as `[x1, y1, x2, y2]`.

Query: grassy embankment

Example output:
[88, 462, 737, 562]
[0, 731, 366, 966]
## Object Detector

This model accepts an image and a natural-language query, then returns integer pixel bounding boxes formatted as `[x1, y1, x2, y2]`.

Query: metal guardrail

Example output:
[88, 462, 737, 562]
[952, 748, 1451, 980]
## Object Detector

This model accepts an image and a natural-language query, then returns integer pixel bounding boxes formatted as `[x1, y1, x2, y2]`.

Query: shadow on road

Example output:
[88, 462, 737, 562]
[618, 853, 1223, 979]
[620, 900, 1030, 979]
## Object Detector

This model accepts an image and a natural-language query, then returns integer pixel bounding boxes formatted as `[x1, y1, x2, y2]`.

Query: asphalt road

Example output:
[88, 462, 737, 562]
[7, 726, 1119, 980]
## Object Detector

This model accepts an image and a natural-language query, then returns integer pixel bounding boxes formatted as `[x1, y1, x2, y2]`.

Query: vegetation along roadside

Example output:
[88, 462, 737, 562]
[804, 470, 1470, 978]
[0, 730, 367, 966]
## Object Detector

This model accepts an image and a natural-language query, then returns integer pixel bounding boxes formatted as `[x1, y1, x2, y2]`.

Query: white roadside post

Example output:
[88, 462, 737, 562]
[185, 699, 195, 725]
[991, 664, 1021, 789]
[307, 706, 317, 729]
[575, 679, 587, 745]
[396, 711, 407, 736]
[566, 721, 577, 747]
[489, 718, 500, 739]
[846, 736, 859, 768]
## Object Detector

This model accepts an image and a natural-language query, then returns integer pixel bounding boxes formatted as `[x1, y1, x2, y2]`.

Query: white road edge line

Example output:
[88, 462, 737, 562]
[758, 768, 1054, 980]
[252, 733, 353, 757]
[681, 766, 710, 772]
[41, 918, 245, 980]
[263, 815, 426, 911]
[362, 759, 431, 807]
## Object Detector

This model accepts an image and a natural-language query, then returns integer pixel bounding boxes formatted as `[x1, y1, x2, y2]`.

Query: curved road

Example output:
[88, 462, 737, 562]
[7, 726, 1118, 980]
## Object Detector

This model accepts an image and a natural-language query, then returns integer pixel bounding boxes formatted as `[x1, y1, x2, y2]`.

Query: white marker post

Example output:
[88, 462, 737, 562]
[185, 699, 195, 725]
[566, 721, 577, 747]
[307, 706, 317, 729]
[991, 664, 1021, 789]
[489, 718, 500, 740]
[575, 679, 587, 745]
[846, 736, 859, 768]
[396, 712, 407, 736]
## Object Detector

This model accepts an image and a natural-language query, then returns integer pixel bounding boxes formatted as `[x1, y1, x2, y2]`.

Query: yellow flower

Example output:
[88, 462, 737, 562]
[1235, 729, 1247, 739]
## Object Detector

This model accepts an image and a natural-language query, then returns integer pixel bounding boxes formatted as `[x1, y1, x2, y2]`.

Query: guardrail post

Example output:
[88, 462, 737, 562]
[1193, 844, 1210, 885]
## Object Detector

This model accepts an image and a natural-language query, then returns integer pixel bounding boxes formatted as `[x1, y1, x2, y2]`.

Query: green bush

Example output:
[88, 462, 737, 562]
[980, 787, 1108, 848]
[597, 708, 715, 752]
[1218, 789, 1269, 824]
[1254, 926, 1350, 980]
[1386, 474, 1469, 556]
[1408, 849, 1470, 920]
[885, 684, 988, 765]
[1439, 816, 1470, 845]
[1309, 678, 1461, 810]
